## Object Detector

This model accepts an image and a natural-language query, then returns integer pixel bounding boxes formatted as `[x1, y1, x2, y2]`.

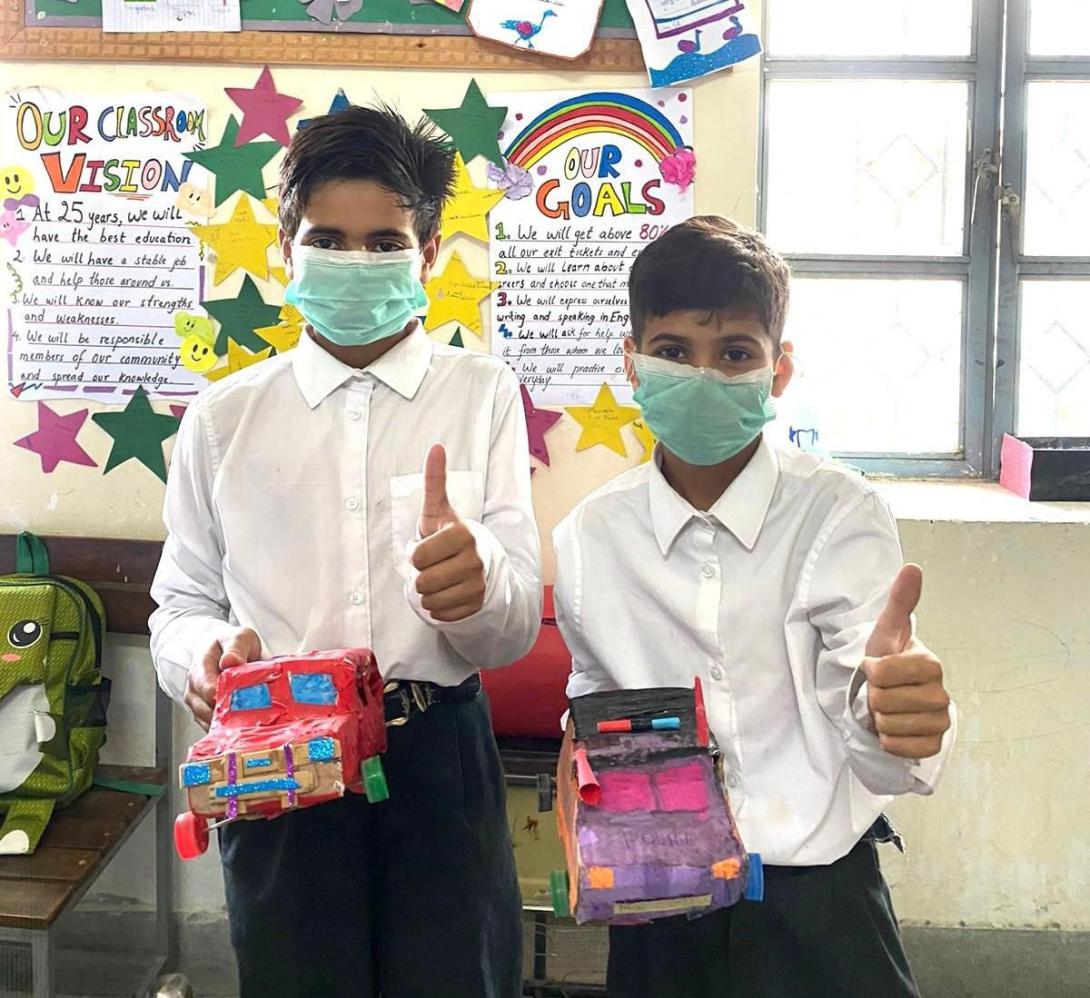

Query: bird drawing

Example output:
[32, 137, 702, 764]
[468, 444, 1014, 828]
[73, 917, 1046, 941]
[501, 9, 557, 50]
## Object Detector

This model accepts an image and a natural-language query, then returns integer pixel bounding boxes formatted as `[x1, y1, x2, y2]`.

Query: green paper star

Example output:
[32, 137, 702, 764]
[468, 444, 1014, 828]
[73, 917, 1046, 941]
[183, 116, 281, 207]
[449, 329, 465, 348]
[91, 386, 181, 483]
[204, 276, 282, 354]
[424, 80, 508, 168]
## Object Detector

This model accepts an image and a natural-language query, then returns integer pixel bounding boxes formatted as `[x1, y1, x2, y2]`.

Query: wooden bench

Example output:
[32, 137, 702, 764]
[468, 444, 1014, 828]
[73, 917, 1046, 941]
[0, 535, 173, 998]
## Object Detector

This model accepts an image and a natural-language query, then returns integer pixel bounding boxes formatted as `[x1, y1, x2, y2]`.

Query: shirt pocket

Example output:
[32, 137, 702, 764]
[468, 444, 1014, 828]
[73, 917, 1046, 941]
[389, 470, 486, 581]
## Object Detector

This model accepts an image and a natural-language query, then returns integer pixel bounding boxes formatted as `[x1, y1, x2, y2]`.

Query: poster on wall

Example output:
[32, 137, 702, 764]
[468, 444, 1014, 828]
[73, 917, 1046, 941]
[467, 0, 604, 60]
[624, 1, 761, 86]
[1, 89, 209, 403]
[487, 88, 694, 406]
[102, 0, 241, 34]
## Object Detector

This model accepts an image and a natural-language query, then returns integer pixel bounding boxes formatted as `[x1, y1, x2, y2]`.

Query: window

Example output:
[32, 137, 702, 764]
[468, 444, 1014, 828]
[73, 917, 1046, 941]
[760, 0, 1090, 476]
[230, 683, 272, 711]
[289, 672, 337, 706]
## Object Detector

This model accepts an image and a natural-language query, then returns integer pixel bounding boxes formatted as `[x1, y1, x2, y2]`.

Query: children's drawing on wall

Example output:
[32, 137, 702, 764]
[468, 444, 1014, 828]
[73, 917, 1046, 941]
[468, 0, 604, 60]
[101, 0, 240, 33]
[0, 89, 211, 403]
[485, 88, 695, 406]
[625, 0, 761, 85]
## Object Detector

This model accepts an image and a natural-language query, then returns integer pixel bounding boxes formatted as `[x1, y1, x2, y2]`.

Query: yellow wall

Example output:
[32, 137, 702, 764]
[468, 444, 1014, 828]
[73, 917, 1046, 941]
[4, 36, 1090, 937]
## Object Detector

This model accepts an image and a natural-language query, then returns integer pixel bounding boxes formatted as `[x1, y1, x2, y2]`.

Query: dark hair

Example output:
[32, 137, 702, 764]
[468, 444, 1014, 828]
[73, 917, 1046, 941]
[278, 102, 455, 245]
[628, 216, 791, 344]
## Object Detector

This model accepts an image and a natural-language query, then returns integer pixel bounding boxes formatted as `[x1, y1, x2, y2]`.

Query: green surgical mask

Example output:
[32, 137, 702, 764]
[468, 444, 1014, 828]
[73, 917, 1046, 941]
[285, 245, 427, 347]
[631, 353, 777, 466]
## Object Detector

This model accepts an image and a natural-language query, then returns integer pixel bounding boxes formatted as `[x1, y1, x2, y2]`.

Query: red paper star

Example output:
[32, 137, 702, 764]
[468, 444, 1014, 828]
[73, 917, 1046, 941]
[225, 66, 305, 147]
[521, 384, 562, 467]
[15, 403, 97, 473]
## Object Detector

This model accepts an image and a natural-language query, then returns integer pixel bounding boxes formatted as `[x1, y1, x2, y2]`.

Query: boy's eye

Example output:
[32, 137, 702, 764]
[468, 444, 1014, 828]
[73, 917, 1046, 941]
[655, 346, 686, 361]
[372, 240, 406, 253]
[724, 348, 752, 363]
[309, 237, 340, 250]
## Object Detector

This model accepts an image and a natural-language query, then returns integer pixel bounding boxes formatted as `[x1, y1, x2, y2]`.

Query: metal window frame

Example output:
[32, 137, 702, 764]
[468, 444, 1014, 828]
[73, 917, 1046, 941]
[758, 0, 1005, 478]
[995, 0, 1090, 456]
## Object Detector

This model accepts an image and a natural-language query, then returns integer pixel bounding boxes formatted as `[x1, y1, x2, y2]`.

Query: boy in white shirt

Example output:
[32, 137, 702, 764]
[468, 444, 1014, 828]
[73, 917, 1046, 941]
[553, 216, 955, 997]
[150, 104, 541, 997]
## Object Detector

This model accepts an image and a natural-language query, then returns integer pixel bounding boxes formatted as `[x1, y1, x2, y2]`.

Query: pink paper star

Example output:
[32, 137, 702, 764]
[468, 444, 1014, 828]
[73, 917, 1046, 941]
[0, 209, 29, 248]
[225, 66, 305, 147]
[169, 404, 188, 420]
[521, 383, 562, 467]
[15, 403, 97, 473]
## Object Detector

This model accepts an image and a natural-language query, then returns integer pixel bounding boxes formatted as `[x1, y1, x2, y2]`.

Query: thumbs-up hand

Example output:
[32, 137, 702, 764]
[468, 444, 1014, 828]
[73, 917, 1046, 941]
[861, 564, 951, 760]
[411, 444, 487, 623]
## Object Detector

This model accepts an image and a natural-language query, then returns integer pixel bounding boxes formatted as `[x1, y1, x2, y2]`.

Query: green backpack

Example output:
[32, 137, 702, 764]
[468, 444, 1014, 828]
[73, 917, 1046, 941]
[0, 532, 110, 855]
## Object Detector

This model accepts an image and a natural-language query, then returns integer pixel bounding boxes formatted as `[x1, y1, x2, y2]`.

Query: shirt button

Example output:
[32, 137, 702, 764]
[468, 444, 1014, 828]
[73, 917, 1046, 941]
[345, 497, 360, 511]
[710, 665, 725, 681]
[725, 769, 740, 789]
[349, 591, 363, 606]
[701, 564, 716, 579]
[348, 410, 361, 421]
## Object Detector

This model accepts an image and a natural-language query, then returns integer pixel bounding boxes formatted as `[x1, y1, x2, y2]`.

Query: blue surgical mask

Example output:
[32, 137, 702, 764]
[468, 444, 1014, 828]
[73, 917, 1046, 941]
[632, 353, 776, 466]
[285, 245, 427, 347]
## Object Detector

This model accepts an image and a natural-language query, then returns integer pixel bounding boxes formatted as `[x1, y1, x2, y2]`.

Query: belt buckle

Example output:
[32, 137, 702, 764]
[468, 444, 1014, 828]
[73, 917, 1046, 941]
[384, 681, 434, 727]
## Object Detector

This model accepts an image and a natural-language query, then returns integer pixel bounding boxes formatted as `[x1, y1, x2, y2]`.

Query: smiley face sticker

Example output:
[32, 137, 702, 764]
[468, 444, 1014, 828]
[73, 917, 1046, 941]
[173, 312, 219, 374]
[1, 166, 39, 211]
[175, 182, 215, 219]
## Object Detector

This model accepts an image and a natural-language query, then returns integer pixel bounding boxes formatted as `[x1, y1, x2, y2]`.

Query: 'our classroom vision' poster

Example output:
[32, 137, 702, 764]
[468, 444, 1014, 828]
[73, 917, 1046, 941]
[488, 89, 695, 406]
[1, 89, 209, 402]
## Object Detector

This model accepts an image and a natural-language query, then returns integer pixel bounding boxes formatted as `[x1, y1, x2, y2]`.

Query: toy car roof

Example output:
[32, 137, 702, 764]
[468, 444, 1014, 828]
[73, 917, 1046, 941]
[215, 648, 377, 698]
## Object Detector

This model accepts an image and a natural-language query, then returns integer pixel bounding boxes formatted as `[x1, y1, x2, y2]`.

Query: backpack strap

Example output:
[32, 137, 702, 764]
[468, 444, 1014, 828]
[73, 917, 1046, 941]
[16, 531, 50, 576]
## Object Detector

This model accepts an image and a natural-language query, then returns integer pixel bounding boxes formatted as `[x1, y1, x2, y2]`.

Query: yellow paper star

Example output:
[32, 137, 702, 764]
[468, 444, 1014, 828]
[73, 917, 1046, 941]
[566, 384, 642, 457]
[441, 153, 505, 243]
[191, 195, 278, 286]
[255, 304, 304, 353]
[261, 196, 280, 220]
[268, 265, 290, 286]
[423, 252, 499, 333]
[204, 338, 274, 382]
[631, 418, 656, 464]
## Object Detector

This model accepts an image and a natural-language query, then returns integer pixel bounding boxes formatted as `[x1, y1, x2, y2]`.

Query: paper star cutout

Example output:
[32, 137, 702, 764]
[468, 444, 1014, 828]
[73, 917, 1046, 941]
[190, 195, 278, 285]
[566, 384, 641, 458]
[424, 79, 508, 167]
[298, 89, 351, 130]
[521, 384, 562, 467]
[204, 276, 282, 354]
[91, 387, 181, 483]
[268, 265, 290, 286]
[423, 252, 499, 333]
[0, 210, 29, 248]
[205, 339, 275, 382]
[225, 66, 304, 147]
[183, 116, 281, 207]
[15, 403, 97, 473]
[449, 329, 465, 348]
[170, 405, 188, 420]
[441, 154, 505, 242]
[255, 304, 304, 353]
[631, 418, 656, 464]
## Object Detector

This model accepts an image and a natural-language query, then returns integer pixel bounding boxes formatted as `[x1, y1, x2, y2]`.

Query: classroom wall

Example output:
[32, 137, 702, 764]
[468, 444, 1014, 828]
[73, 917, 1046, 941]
[3, 24, 1089, 963]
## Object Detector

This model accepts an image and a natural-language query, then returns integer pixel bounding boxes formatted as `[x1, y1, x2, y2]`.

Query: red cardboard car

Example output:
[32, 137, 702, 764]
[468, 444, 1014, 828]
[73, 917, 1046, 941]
[174, 648, 389, 860]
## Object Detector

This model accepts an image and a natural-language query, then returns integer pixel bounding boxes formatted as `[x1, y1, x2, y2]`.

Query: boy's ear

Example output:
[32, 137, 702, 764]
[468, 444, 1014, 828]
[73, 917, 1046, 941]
[279, 229, 294, 280]
[623, 337, 639, 389]
[772, 341, 794, 399]
[419, 233, 441, 283]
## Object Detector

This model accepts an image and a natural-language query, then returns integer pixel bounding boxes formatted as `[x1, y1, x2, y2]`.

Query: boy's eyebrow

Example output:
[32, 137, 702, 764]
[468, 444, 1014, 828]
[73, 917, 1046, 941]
[300, 226, 414, 240]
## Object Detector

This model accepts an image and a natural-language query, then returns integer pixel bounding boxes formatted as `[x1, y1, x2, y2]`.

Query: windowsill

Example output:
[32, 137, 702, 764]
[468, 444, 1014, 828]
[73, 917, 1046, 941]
[872, 479, 1090, 525]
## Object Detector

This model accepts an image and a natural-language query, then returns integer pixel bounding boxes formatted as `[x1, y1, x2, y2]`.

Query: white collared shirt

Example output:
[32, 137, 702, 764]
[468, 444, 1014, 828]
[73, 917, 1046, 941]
[150, 325, 542, 702]
[554, 436, 956, 866]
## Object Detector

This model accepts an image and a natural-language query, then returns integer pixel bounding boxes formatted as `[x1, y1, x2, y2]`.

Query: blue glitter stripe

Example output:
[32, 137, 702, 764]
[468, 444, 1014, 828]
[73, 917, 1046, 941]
[214, 777, 300, 798]
[245, 758, 273, 769]
[182, 763, 211, 787]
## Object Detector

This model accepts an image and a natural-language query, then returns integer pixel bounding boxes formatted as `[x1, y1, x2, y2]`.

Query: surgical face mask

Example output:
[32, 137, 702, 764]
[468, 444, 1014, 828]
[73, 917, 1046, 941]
[631, 352, 777, 466]
[285, 245, 427, 347]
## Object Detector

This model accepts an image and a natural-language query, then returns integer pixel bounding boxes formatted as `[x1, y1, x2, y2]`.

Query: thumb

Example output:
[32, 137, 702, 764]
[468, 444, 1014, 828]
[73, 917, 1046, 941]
[419, 443, 455, 538]
[220, 628, 262, 670]
[865, 564, 922, 659]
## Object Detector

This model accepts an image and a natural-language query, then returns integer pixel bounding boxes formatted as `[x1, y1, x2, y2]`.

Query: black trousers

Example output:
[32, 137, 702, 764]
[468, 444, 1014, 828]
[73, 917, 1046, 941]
[608, 826, 918, 998]
[219, 692, 522, 998]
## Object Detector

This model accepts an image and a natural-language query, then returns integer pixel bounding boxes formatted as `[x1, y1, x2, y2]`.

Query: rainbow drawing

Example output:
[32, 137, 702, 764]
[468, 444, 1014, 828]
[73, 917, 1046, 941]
[503, 92, 686, 171]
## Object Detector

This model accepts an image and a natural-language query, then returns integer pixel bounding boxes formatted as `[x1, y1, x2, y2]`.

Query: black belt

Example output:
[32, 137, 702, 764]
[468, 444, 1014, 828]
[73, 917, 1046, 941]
[383, 673, 481, 727]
